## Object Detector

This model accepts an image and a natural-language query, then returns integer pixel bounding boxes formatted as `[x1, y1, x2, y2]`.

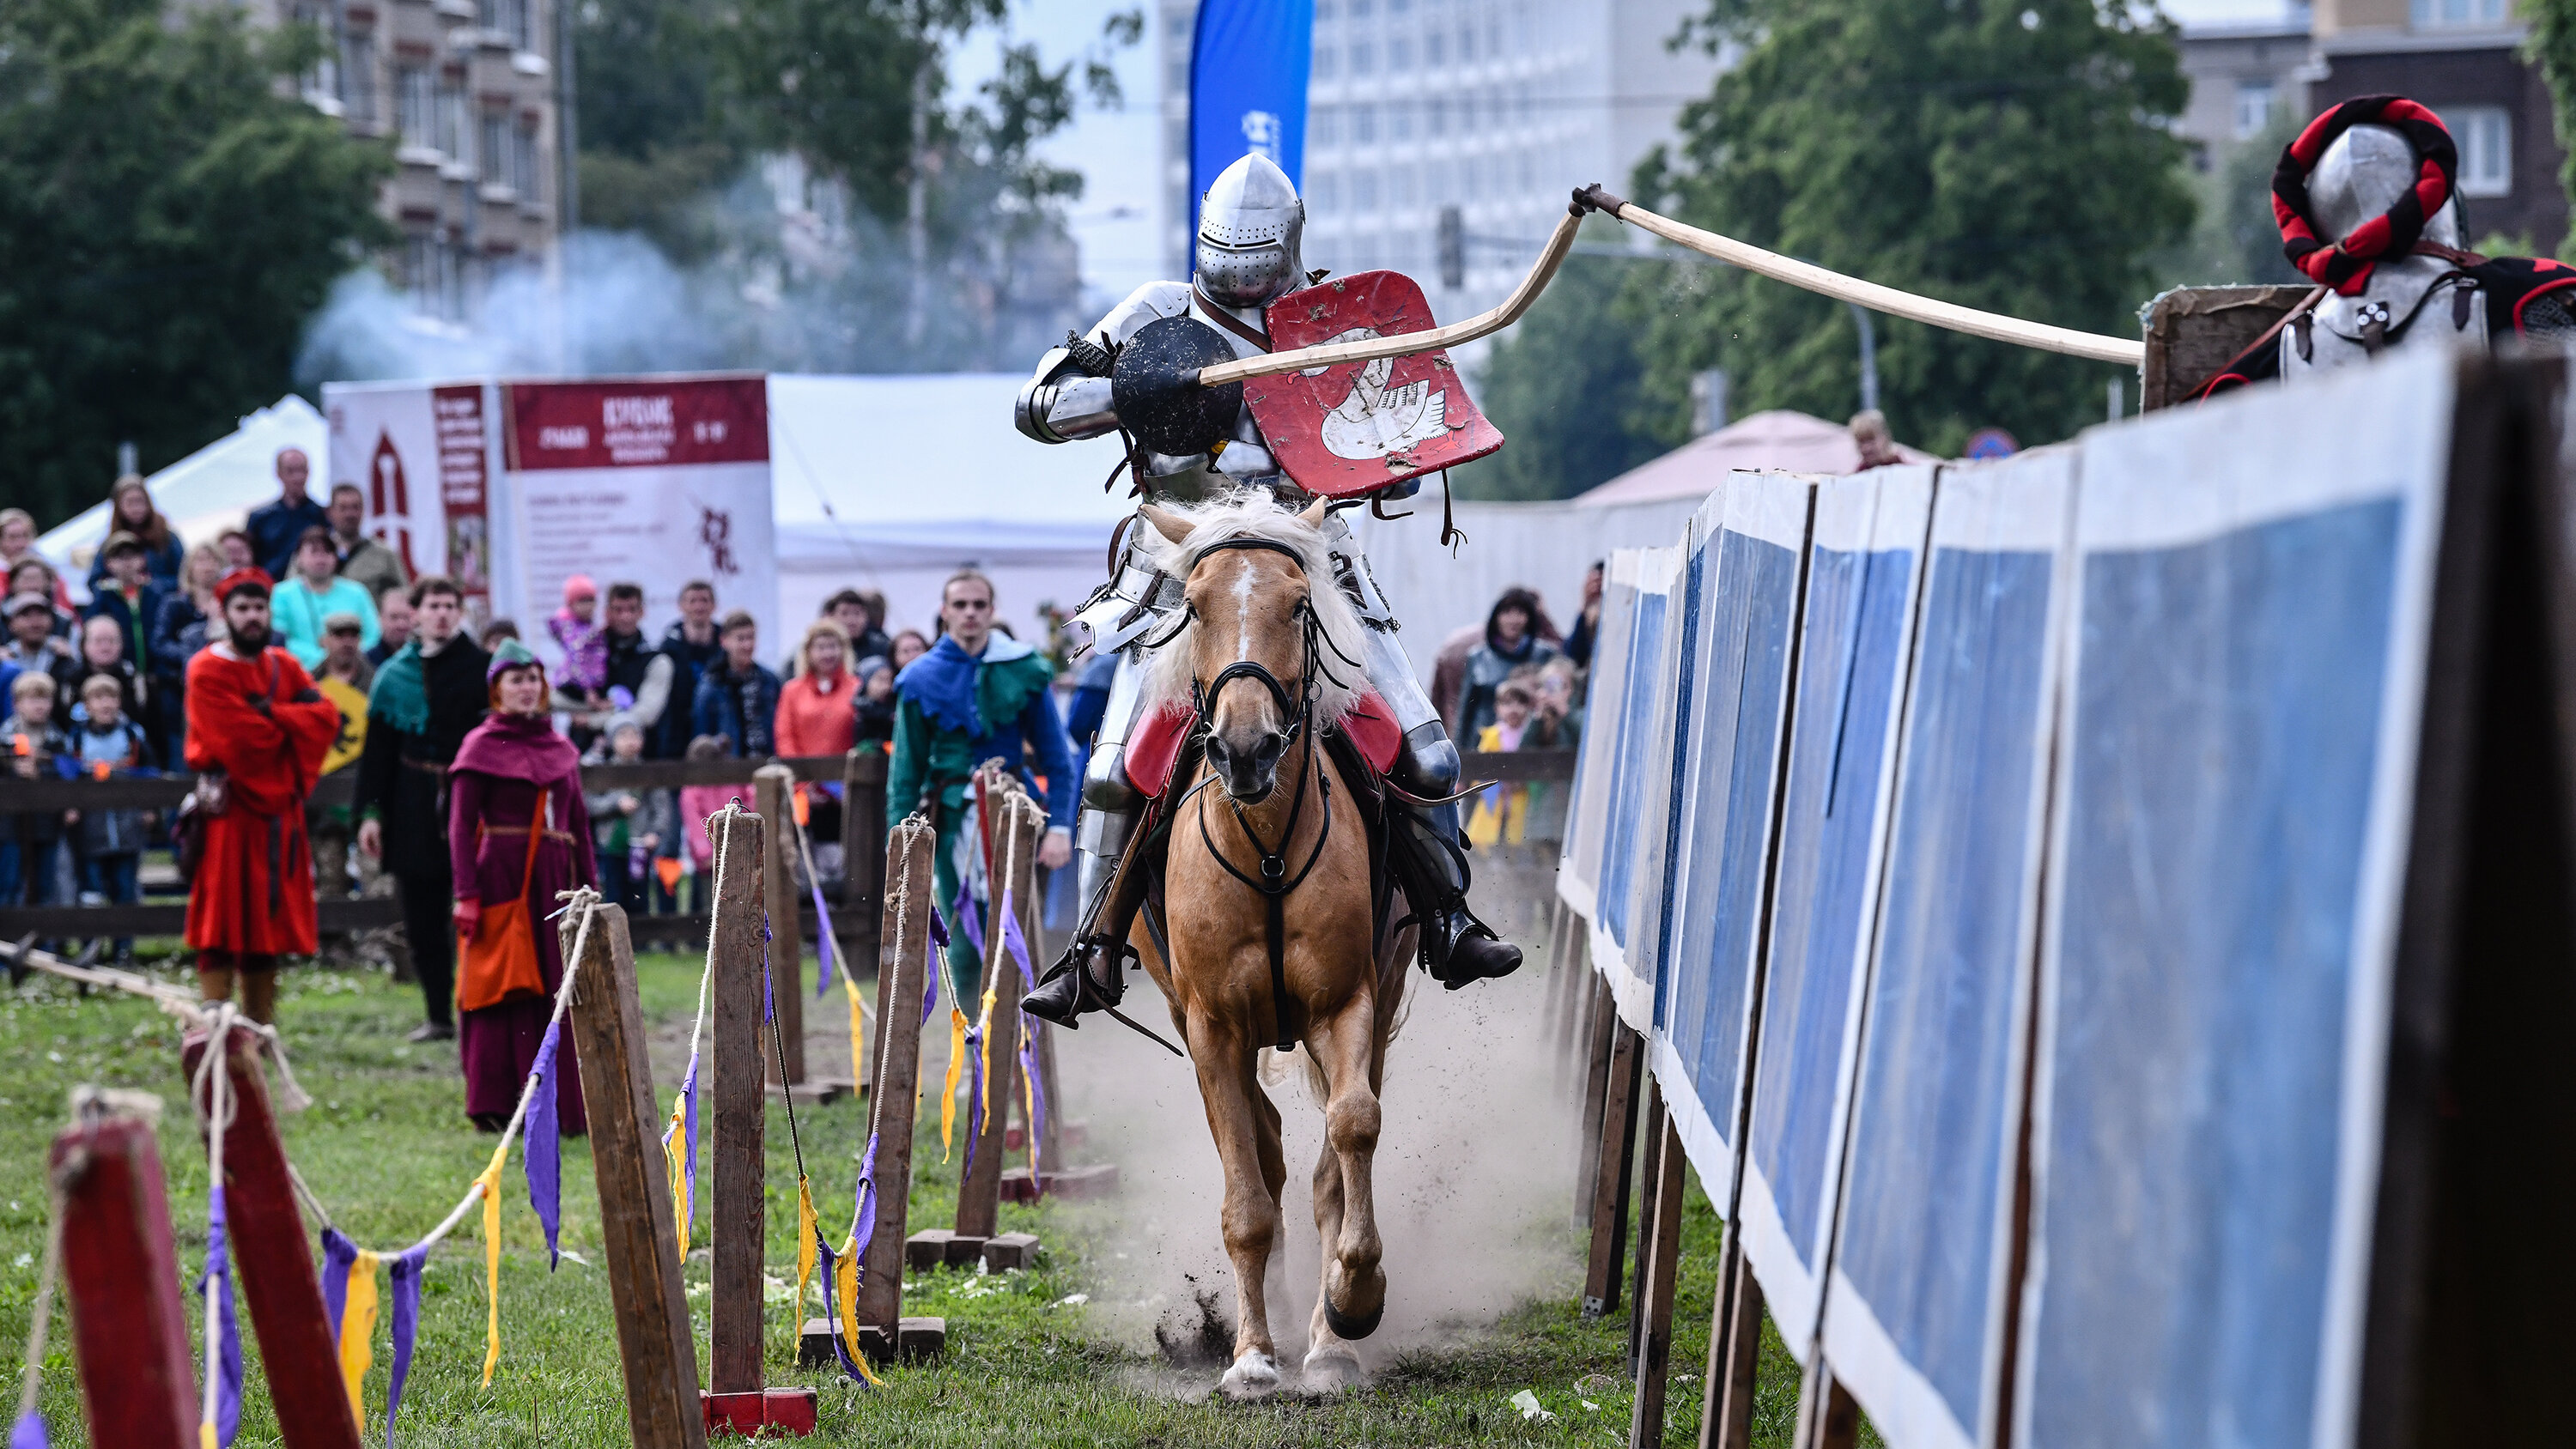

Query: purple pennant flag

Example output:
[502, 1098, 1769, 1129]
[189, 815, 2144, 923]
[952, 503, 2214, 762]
[9, 1410, 46, 1449]
[1018, 1028, 1048, 1185]
[203, 1187, 242, 1448]
[849, 1131, 881, 1275]
[999, 889, 1036, 993]
[386, 1246, 428, 1446]
[321, 1228, 358, 1335]
[919, 954, 940, 1028]
[927, 902, 950, 950]
[526, 1020, 565, 1268]
[680, 1052, 702, 1213]
[950, 880, 985, 962]
[762, 917, 775, 1024]
[811, 880, 837, 997]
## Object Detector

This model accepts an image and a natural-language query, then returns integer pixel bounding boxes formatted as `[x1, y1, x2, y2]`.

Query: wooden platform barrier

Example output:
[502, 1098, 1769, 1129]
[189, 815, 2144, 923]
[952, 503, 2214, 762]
[562, 904, 709, 1449]
[179, 1028, 363, 1449]
[53, 1090, 197, 1449]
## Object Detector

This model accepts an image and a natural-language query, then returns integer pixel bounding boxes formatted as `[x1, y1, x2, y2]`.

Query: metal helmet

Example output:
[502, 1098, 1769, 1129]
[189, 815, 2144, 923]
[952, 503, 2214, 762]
[1195, 153, 1307, 310]
[2309, 122, 2463, 250]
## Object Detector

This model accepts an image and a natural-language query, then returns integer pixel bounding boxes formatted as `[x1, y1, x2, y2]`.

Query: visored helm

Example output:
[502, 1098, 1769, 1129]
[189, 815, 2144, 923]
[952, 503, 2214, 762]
[2310, 122, 2463, 250]
[1195, 153, 1307, 310]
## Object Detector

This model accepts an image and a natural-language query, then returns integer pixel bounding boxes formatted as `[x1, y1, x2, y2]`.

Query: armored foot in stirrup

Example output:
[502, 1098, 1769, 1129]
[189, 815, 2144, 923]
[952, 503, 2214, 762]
[1024, 937, 1133, 1027]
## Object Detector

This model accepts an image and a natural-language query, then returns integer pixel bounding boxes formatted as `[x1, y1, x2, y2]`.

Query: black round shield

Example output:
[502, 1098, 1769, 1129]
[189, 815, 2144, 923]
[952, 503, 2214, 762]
[1111, 315, 1245, 458]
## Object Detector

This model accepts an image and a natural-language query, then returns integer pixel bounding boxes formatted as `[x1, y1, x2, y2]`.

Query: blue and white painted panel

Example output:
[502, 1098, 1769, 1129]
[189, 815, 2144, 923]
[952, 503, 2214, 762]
[1655, 474, 1813, 1208]
[1822, 452, 2074, 1449]
[1739, 464, 1936, 1361]
[2014, 350, 2452, 1449]
[1557, 552, 1641, 919]
[1596, 544, 1686, 1025]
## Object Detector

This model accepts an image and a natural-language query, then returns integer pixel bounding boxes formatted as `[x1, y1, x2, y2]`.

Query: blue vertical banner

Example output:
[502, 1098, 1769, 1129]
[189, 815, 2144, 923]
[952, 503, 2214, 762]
[1189, 0, 1314, 244]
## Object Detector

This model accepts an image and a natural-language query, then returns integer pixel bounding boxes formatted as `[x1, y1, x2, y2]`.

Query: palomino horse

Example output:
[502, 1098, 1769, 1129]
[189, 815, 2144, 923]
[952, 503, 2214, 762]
[1130, 494, 1410, 1396]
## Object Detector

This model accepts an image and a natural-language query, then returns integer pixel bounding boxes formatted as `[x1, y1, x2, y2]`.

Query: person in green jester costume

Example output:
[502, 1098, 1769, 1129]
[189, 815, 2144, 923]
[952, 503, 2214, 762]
[884, 568, 1077, 1004]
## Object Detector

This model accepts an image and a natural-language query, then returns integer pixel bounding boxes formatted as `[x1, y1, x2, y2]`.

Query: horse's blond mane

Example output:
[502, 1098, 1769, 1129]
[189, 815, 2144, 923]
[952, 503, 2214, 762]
[1134, 492, 1368, 729]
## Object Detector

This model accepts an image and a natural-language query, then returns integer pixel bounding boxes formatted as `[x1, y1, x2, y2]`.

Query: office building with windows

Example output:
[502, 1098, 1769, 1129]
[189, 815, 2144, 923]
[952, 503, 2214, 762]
[1157, 0, 1718, 329]
[233, 0, 563, 321]
[2176, 0, 2565, 253]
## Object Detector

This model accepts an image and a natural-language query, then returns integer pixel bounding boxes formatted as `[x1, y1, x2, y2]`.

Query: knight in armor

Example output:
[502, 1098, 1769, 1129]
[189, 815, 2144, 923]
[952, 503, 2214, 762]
[2195, 95, 2576, 398]
[1016, 152, 1522, 1027]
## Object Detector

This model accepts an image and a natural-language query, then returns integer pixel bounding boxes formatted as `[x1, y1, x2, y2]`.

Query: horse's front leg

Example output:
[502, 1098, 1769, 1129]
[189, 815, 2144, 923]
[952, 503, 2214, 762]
[1308, 993, 1387, 1343]
[1186, 1012, 1285, 1397]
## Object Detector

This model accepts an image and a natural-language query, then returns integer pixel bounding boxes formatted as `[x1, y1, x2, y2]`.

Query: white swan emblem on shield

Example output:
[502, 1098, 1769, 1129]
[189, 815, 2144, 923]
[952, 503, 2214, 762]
[1301, 326, 1449, 460]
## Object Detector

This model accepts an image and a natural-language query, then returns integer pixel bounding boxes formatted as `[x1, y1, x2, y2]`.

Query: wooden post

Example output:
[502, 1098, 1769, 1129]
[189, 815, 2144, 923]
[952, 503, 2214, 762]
[1792, 1363, 1861, 1449]
[180, 1029, 363, 1449]
[1583, 1022, 1643, 1318]
[1626, 1079, 1669, 1373]
[856, 816, 939, 1352]
[1575, 971, 1614, 1226]
[707, 804, 768, 1396]
[1702, 1234, 1765, 1449]
[53, 1092, 197, 1449]
[954, 779, 1034, 1242]
[752, 766, 809, 1088]
[841, 749, 885, 963]
[563, 905, 710, 1449]
[1022, 867, 1065, 1171]
[1630, 1105, 1690, 1449]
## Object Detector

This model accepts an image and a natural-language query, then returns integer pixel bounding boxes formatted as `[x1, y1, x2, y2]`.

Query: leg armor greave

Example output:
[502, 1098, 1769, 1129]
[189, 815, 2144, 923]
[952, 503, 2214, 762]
[1028, 650, 1151, 1027]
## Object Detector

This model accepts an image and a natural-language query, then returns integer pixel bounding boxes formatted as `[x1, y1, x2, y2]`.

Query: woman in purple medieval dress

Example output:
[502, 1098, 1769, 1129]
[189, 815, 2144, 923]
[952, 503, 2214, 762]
[448, 640, 592, 1133]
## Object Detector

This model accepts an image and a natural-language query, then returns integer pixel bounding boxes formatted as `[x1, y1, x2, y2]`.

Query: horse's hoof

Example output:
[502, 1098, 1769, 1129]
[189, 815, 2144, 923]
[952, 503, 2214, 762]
[1303, 1343, 1364, 1389]
[1322, 1298, 1384, 1342]
[1219, 1350, 1281, 1398]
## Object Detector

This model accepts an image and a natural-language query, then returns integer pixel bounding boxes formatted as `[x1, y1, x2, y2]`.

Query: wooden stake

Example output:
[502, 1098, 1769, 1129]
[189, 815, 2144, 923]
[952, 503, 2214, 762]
[841, 748, 886, 967]
[180, 1028, 363, 1449]
[857, 817, 936, 1337]
[1792, 1361, 1861, 1449]
[1703, 1234, 1765, 1449]
[708, 804, 768, 1395]
[1626, 1079, 1669, 1373]
[1583, 1022, 1643, 1318]
[1575, 972, 1614, 1226]
[752, 766, 808, 1086]
[563, 905, 710, 1449]
[1021, 865, 1064, 1170]
[53, 1094, 197, 1449]
[955, 779, 1034, 1240]
[1630, 1105, 1690, 1449]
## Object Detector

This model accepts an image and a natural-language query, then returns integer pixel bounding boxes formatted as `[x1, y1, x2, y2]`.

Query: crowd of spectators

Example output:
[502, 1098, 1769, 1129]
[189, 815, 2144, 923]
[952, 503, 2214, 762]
[1435, 568, 1598, 851]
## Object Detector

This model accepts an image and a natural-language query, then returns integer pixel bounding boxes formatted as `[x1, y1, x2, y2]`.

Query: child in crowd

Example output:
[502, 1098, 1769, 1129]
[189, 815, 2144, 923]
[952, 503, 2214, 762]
[854, 655, 897, 745]
[674, 734, 732, 915]
[549, 574, 609, 708]
[71, 676, 149, 961]
[583, 716, 672, 912]
[1466, 678, 1536, 847]
[4, 672, 70, 906]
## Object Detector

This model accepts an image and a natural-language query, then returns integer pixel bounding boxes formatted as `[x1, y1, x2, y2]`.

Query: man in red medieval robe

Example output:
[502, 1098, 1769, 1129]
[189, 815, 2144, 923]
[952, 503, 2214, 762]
[185, 568, 341, 1022]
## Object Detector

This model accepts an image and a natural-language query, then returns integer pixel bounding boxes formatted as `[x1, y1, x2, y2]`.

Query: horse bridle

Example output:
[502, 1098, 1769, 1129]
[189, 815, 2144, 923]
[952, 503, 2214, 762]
[1167, 536, 1358, 1051]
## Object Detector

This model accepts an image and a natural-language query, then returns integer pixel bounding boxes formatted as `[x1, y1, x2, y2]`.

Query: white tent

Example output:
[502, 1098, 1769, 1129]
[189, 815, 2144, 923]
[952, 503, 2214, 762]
[36, 396, 328, 604]
[766, 373, 1133, 645]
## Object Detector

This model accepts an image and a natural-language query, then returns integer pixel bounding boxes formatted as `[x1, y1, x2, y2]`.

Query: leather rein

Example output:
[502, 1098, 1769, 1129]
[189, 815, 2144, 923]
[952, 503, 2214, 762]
[1170, 536, 1358, 1052]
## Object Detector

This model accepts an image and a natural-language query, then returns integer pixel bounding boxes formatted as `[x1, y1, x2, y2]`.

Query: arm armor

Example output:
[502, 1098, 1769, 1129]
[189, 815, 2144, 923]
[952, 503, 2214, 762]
[1014, 344, 1122, 445]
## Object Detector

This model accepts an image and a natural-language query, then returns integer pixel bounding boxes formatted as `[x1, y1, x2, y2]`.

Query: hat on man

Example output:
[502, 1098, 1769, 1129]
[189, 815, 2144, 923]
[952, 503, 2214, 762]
[322, 610, 364, 635]
[216, 567, 275, 603]
[4, 592, 52, 619]
[100, 530, 145, 560]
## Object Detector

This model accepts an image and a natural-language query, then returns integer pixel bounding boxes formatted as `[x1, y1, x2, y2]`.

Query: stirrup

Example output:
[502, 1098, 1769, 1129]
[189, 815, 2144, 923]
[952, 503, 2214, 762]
[1423, 906, 1522, 991]
[1023, 938, 1131, 1028]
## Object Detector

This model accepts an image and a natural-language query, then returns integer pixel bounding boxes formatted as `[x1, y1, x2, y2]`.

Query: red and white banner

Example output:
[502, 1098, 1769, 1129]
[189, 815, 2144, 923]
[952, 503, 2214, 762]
[1245, 270, 1505, 498]
[326, 381, 504, 620]
[499, 376, 777, 672]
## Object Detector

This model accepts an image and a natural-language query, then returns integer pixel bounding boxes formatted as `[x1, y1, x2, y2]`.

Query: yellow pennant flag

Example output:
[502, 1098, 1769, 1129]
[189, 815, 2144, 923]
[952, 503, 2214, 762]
[977, 990, 999, 1136]
[337, 1248, 380, 1424]
[663, 1094, 692, 1258]
[842, 973, 869, 1108]
[474, 1160, 506, 1387]
[832, 1236, 884, 1387]
[794, 1177, 820, 1325]
[940, 1008, 968, 1160]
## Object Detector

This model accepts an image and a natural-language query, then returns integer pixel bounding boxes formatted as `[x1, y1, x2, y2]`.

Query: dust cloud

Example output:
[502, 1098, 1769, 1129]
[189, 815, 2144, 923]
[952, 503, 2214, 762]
[1050, 915, 1583, 1380]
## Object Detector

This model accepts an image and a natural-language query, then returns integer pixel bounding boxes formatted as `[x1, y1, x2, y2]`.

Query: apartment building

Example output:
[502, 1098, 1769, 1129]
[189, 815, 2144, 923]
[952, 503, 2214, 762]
[249, 0, 563, 321]
[1157, 0, 1717, 327]
[2178, 0, 2566, 253]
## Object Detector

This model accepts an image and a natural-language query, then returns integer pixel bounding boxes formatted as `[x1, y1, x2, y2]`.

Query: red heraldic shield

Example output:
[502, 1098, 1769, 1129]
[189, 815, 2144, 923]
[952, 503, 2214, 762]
[1246, 270, 1505, 498]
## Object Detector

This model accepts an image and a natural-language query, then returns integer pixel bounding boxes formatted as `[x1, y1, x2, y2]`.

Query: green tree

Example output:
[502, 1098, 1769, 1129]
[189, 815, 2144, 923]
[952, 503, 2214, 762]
[1627, 0, 2195, 457]
[2527, 0, 2576, 257]
[574, 0, 744, 262]
[1457, 239, 1669, 501]
[0, 0, 393, 525]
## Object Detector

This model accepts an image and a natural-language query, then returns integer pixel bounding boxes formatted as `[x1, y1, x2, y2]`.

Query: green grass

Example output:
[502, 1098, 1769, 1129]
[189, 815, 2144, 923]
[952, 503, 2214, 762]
[0, 951, 1859, 1446]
